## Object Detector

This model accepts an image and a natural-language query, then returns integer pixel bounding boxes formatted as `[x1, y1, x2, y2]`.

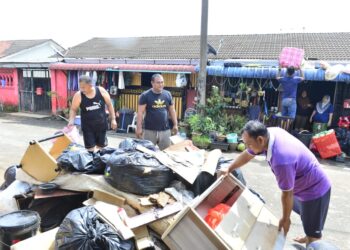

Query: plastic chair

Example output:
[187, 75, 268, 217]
[127, 113, 137, 133]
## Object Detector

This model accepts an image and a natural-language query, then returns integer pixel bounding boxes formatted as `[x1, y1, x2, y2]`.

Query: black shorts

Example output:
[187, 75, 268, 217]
[82, 129, 108, 149]
[293, 188, 331, 238]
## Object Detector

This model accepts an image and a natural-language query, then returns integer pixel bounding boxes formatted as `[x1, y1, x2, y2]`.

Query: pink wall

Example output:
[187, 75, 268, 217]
[50, 69, 68, 114]
[0, 69, 19, 107]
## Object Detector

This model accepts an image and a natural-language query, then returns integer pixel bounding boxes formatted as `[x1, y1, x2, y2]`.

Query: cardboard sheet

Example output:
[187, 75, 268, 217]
[11, 227, 58, 250]
[93, 201, 135, 240]
[136, 145, 200, 184]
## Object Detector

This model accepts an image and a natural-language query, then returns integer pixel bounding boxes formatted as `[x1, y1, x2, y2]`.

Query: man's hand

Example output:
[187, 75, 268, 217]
[172, 125, 179, 135]
[67, 120, 75, 128]
[278, 217, 291, 236]
[217, 168, 230, 179]
[136, 127, 143, 139]
[111, 120, 117, 130]
[327, 121, 332, 127]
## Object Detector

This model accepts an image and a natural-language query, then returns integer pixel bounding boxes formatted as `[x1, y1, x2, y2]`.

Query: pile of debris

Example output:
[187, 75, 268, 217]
[0, 133, 282, 250]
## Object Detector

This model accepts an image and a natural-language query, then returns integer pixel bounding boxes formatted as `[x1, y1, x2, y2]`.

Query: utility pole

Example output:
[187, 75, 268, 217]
[197, 0, 209, 106]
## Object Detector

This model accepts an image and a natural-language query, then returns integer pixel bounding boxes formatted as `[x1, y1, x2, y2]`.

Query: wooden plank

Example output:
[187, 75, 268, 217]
[34, 188, 85, 200]
[162, 208, 229, 250]
[149, 194, 159, 204]
[244, 206, 284, 250]
[133, 226, 154, 250]
[138, 197, 154, 207]
[128, 202, 183, 229]
[91, 189, 126, 207]
[157, 192, 171, 208]
[214, 188, 264, 249]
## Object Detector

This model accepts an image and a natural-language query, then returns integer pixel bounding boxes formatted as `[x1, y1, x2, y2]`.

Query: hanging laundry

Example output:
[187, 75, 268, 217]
[118, 71, 125, 89]
[72, 71, 79, 91]
[92, 71, 97, 86]
[107, 72, 113, 90]
[96, 72, 102, 86]
[67, 71, 71, 91]
[102, 72, 107, 88]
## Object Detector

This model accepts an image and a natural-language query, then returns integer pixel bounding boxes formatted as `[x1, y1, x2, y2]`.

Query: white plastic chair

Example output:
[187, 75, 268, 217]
[127, 112, 137, 133]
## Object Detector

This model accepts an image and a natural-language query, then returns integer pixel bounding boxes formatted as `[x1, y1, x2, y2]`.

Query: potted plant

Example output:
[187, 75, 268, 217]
[187, 114, 202, 136]
[179, 120, 190, 137]
[192, 134, 211, 149]
[188, 114, 216, 137]
[216, 126, 227, 142]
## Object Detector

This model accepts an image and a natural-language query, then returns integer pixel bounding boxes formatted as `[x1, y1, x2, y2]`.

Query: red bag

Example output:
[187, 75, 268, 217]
[338, 116, 350, 128]
[312, 130, 341, 159]
[204, 203, 230, 229]
[279, 47, 305, 69]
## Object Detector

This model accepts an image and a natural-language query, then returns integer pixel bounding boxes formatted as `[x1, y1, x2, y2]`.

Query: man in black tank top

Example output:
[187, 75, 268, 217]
[68, 75, 117, 152]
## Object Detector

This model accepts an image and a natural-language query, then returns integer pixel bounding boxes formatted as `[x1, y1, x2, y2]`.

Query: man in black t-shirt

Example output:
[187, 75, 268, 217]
[68, 75, 117, 152]
[136, 74, 178, 150]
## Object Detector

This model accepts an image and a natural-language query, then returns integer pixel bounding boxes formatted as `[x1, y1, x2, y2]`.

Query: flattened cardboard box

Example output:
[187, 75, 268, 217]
[11, 227, 58, 250]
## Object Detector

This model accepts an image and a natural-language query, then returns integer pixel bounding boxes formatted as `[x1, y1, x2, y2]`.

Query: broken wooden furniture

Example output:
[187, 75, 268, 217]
[162, 175, 284, 250]
[19, 133, 72, 182]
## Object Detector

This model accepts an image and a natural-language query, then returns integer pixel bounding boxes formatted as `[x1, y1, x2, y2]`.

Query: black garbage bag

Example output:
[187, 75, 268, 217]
[55, 206, 135, 250]
[191, 172, 216, 197]
[119, 138, 157, 152]
[57, 144, 109, 174]
[191, 157, 247, 196]
[105, 151, 174, 195]
[0, 165, 17, 190]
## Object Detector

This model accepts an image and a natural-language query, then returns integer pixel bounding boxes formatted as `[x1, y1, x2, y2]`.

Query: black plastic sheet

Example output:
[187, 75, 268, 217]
[119, 138, 158, 152]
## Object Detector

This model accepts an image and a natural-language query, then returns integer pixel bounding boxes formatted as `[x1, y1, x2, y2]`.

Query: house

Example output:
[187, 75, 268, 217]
[50, 33, 350, 124]
[0, 39, 65, 112]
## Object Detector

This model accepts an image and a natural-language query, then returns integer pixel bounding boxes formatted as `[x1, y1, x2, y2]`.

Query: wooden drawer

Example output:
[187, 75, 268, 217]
[162, 175, 283, 250]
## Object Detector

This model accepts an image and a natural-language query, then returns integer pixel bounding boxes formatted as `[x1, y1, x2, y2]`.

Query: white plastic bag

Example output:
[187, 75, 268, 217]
[176, 73, 187, 87]
[62, 126, 81, 143]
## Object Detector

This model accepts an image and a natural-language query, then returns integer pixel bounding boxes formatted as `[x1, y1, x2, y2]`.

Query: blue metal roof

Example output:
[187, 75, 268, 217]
[200, 66, 350, 82]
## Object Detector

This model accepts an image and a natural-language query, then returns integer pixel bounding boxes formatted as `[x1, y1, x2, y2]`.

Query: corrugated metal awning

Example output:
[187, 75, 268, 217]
[49, 63, 196, 73]
[202, 66, 350, 82]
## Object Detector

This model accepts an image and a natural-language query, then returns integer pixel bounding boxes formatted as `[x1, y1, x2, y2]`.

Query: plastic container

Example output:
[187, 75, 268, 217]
[296, 130, 313, 148]
[0, 211, 40, 250]
[74, 115, 81, 126]
[312, 122, 327, 135]
[312, 130, 341, 159]
[227, 133, 238, 143]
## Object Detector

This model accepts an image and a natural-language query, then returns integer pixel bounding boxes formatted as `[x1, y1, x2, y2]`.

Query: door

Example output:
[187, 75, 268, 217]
[19, 69, 51, 112]
[19, 69, 34, 112]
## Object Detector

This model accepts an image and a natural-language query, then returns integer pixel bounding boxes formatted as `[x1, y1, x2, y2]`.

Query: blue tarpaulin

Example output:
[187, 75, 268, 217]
[199, 66, 350, 82]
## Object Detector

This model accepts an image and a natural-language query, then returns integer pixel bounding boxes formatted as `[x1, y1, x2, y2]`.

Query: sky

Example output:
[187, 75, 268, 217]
[1, 0, 349, 49]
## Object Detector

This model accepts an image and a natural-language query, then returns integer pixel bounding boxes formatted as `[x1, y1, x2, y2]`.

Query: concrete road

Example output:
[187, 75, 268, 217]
[0, 113, 349, 249]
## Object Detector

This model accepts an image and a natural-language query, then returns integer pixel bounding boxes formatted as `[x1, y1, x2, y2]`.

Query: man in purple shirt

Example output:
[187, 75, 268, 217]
[221, 120, 331, 246]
